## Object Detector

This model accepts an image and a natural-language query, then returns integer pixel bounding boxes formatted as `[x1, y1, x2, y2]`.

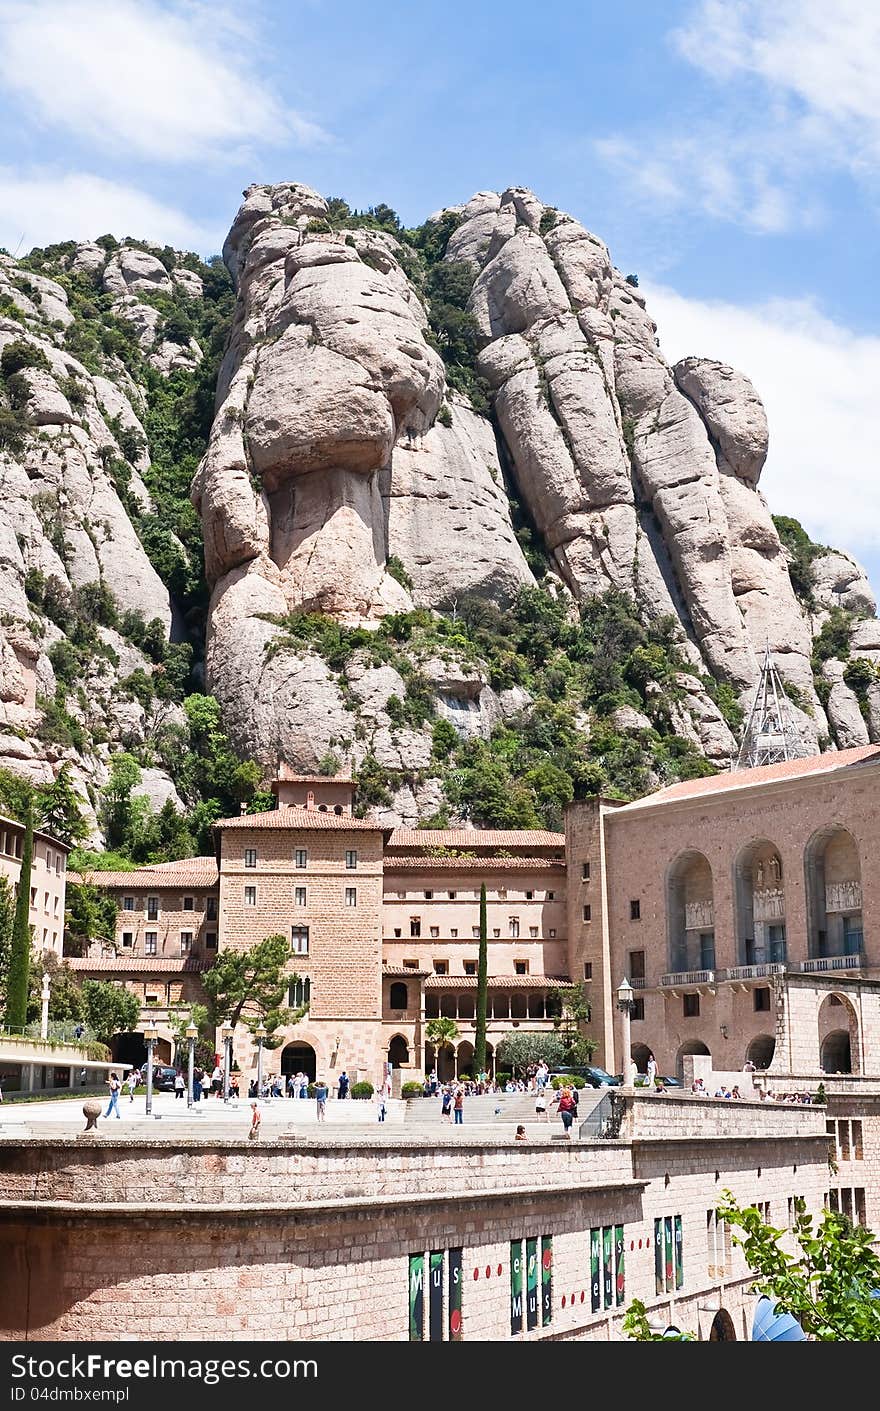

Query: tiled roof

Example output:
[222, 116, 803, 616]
[0, 813, 71, 851]
[387, 829, 565, 850]
[384, 855, 565, 871]
[67, 957, 210, 973]
[616, 744, 880, 812]
[81, 859, 218, 889]
[274, 766, 355, 785]
[425, 974, 571, 990]
[214, 807, 386, 832]
[382, 964, 431, 977]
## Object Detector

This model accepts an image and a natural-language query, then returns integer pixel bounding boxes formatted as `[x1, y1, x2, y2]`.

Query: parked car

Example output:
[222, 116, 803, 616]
[552, 1065, 621, 1088]
[151, 1065, 179, 1092]
[633, 1074, 683, 1089]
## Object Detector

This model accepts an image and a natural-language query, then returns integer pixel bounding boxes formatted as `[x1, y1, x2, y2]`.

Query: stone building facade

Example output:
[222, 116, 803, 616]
[0, 813, 70, 960]
[0, 1095, 831, 1342]
[79, 747, 880, 1096]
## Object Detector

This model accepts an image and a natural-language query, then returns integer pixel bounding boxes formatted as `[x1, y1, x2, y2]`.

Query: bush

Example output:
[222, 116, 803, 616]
[550, 1074, 586, 1089]
[1, 339, 49, 378]
[351, 1081, 374, 1099]
[402, 1081, 424, 1098]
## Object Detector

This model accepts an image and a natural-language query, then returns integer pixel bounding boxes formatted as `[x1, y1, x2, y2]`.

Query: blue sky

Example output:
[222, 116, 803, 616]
[1, 0, 878, 588]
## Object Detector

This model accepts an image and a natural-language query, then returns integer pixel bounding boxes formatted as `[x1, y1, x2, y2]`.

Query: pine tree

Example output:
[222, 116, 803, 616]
[4, 803, 34, 1027]
[474, 882, 488, 1076]
[37, 764, 88, 847]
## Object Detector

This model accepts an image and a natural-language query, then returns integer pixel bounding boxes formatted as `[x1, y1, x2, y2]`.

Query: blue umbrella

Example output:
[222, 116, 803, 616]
[751, 1295, 807, 1341]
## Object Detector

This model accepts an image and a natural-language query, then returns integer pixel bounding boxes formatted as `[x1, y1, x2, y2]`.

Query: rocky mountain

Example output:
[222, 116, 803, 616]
[0, 184, 878, 838]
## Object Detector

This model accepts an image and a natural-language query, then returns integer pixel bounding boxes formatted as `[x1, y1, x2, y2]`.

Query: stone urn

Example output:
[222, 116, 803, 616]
[81, 1100, 102, 1133]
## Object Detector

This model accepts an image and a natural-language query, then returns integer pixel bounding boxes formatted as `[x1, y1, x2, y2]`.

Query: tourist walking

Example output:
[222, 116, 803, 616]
[453, 1086, 464, 1125]
[314, 1076, 328, 1122]
[125, 1070, 138, 1103]
[552, 1085, 576, 1139]
[104, 1072, 121, 1120]
[192, 1066, 203, 1103]
[248, 1102, 261, 1142]
[337, 1070, 349, 1100]
[376, 1089, 387, 1122]
[174, 1070, 185, 1100]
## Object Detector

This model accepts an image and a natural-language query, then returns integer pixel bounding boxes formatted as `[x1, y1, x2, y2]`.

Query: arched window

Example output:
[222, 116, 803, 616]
[389, 981, 408, 1011]
[388, 1035, 409, 1067]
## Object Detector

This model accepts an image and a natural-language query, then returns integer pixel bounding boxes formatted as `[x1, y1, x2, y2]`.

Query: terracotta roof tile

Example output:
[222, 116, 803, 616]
[67, 957, 209, 973]
[214, 807, 386, 833]
[81, 860, 218, 889]
[382, 964, 431, 977]
[615, 744, 880, 812]
[425, 974, 571, 989]
[387, 828, 565, 850]
[384, 855, 565, 871]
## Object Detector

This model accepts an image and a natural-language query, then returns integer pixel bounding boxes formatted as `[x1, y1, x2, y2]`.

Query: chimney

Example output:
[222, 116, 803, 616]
[306, 790, 315, 811]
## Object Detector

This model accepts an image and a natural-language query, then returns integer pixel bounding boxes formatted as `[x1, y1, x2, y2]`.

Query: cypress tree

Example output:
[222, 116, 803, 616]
[474, 882, 488, 1076]
[4, 801, 33, 1028]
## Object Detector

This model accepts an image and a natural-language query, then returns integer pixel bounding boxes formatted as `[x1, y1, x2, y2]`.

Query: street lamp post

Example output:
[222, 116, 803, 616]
[254, 1023, 266, 1098]
[144, 1024, 158, 1116]
[616, 978, 635, 1091]
[185, 1023, 198, 1110]
[221, 1024, 233, 1102]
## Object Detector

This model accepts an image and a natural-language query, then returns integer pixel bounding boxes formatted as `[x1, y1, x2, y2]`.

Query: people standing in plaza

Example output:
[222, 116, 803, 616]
[104, 1072, 121, 1120]
[646, 1052, 658, 1089]
[125, 1070, 138, 1103]
[337, 1070, 349, 1100]
[314, 1076, 328, 1121]
[440, 1085, 453, 1123]
[453, 1086, 464, 1125]
[211, 1062, 223, 1097]
[535, 1086, 549, 1123]
[298, 1072, 309, 1099]
[286, 1074, 296, 1098]
[376, 1088, 387, 1122]
[174, 1070, 185, 1100]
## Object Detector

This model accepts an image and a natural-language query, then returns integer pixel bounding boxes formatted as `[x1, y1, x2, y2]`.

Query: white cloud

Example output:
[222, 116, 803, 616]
[595, 0, 880, 231]
[0, 0, 330, 162]
[0, 170, 222, 254]
[645, 281, 880, 583]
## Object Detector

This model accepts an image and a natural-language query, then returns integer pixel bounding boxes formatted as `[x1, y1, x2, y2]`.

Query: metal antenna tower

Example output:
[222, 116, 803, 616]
[735, 644, 809, 769]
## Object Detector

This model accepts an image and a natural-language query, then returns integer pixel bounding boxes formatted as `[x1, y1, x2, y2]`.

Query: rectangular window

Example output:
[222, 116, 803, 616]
[448, 891, 456, 900]
[295, 848, 308, 869]
[583, 904, 592, 922]
[205, 896, 217, 920]
[205, 932, 217, 950]
[410, 918, 421, 937]
[121, 932, 133, 948]
[509, 917, 520, 938]
[683, 993, 700, 1018]
[433, 960, 448, 975]
[183, 896, 194, 912]
[472, 926, 480, 939]
[525, 890, 534, 900]
[707, 1210, 732, 1278]
[345, 850, 358, 870]
[548, 928, 556, 938]
[291, 925, 309, 955]
[46, 849, 52, 871]
[583, 962, 593, 980]
[654, 1215, 684, 1294]
[244, 886, 256, 906]
[403, 959, 418, 970]
[345, 887, 357, 907]
[629, 949, 645, 980]
[244, 849, 257, 868]
[410, 1248, 463, 1342]
[146, 896, 159, 921]
[547, 891, 555, 901]
[144, 932, 157, 956]
[289, 977, 311, 1009]
[44, 891, 50, 913]
[582, 861, 591, 881]
[630, 899, 641, 920]
[429, 925, 439, 938]
[529, 926, 538, 938]
[463, 961, 477, 976]
[393, 928, 402, 937]
[526, 1238, 539, 1331]
[587, 1227, 623, 1310]
[123, 896, 134, 912]
[754, 987, 771, 1012]
[853, 1120, 863, 1159]
[295, 886, 307, 907]
[180, 932, 192, 954]
[492, 928, 500, 938]
[424, 890, 433, 900]
[30, 887, 36, 908]
[699, 932, 716, 970]
[632, 997, 645, 1022]
[514, 960, 529, 975]
[450, 928, 458, 938]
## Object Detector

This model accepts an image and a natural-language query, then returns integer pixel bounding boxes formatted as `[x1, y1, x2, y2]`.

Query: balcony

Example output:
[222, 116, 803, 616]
[723, 963, 786, 982]
[800, 953, 865, 974]
[660, 969, 714, 989]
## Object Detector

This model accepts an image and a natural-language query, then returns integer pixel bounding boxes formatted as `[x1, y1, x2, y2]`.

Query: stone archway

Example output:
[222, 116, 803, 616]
[804, 827, 862, 960]
[456, 1041, 474, 1079]
[733, 838, 786, 966]
[281, 1042, 317, 1080]
[818, 993, 860, 1074]
[746, 1034, 776, 1070]
[631, 1043, 652, 1074]
[710, 1309, 737, 1341]
[666, 851, 715, 974]
[388, 1035, 409, 1067]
